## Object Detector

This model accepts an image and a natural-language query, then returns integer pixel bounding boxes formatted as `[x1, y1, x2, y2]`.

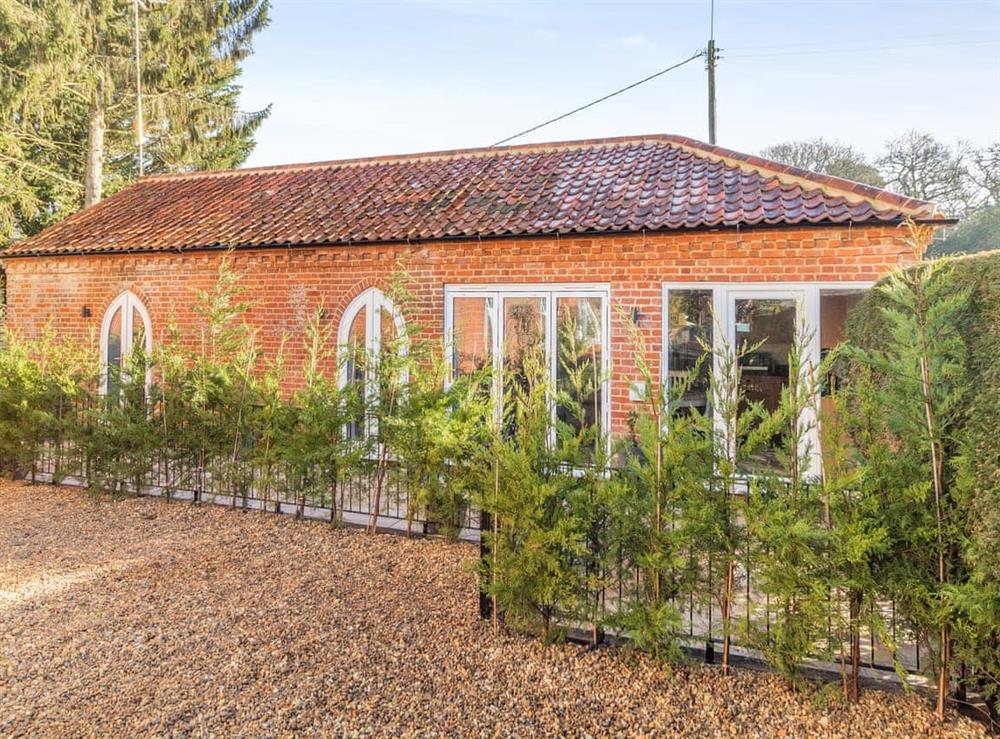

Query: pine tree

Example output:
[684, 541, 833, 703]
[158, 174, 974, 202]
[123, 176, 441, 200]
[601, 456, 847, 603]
[0, 0, 270, 241]
[280, 307, 365, 523]
[745, 319, 830, 687]
[608, 311, 712, 661]
[685, 327, 770, 675]
[845, 222, 971, 721]
[476, 345, 588, 642]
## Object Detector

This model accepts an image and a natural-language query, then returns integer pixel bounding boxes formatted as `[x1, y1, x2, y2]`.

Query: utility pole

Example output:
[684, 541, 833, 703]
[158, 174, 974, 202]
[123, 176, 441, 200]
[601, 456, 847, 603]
[132, 0, 144, 176]
[706, 0, 718, 145]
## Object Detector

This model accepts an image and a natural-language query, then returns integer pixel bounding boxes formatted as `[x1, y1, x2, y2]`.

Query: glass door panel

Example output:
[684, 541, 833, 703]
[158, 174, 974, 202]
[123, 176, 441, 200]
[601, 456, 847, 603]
[556, 296, 604, 440]
[502, 296, 546, 384]
[732, 295, 797, 473]
[451, 296, 494, 378]
[666, 289, 714, 416]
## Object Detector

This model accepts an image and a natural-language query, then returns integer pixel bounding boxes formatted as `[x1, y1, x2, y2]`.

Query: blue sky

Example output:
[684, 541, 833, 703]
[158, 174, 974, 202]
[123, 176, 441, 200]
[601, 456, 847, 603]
[238, 1, 1000, 167]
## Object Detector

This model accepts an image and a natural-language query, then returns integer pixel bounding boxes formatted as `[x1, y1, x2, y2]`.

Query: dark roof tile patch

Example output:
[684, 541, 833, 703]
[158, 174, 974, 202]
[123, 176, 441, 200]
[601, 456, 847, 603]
[5, 134, 939, 257]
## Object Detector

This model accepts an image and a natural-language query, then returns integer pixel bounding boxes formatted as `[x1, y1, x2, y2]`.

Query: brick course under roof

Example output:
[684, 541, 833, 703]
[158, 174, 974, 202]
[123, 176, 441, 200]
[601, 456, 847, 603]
[4, 134, 940, 257]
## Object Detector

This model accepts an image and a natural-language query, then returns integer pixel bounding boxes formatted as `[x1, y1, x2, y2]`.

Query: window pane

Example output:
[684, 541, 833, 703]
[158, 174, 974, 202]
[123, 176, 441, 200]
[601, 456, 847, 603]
[556, 297, 604, 440]
[503, 296, 545, 395]
[451, 296, 493, 377]
[735, 298, 796, 472]
[820, 289, 864, 354]
[346, 305, 368, 384]
[820, 288, 866, 408]
[344, 305, 368, 439]
[667, 290, 713, 415]
[131, 306, 146, 350]
[106, 306, 123, 396]
[380, 305, 397, 355]
[106, 306, 123, 367]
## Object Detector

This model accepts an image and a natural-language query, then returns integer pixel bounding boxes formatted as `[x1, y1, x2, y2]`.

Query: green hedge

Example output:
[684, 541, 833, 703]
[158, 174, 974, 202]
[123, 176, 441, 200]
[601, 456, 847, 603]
[846, 250, 1000, 717]
[847, 251, 1000, 563]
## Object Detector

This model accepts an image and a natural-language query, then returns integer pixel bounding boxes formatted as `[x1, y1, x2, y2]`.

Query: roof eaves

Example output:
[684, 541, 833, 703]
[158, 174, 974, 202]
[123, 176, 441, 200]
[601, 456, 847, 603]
[2, 215, 955, 260]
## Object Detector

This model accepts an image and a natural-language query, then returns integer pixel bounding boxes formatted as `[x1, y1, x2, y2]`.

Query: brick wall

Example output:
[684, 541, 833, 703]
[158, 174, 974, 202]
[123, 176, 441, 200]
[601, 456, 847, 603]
[1, 225, 917, 434]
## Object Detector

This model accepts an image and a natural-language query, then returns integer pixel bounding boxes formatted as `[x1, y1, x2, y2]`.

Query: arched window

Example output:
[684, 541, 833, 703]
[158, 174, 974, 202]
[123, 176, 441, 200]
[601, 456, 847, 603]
[100, 291, 152, 396]
[337, 288, 405, 437]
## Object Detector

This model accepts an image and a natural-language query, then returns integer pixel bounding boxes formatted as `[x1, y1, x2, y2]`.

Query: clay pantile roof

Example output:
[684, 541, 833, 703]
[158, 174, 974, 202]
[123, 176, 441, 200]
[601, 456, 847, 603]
[4, 134, 941, 257]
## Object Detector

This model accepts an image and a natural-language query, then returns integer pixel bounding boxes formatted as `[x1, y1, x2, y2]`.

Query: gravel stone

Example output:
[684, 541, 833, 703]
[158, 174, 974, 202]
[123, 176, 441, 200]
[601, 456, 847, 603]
[0, 480, 987, 738]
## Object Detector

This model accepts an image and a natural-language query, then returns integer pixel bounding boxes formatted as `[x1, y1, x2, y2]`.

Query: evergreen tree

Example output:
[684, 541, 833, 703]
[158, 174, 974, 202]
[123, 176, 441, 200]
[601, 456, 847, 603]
[820, 376, 892, 702]
[608, 311, 712, 661]
[84, 335, 161, 496]
[476, 345, 587, 642]
[0, 324, 94, 481]
[745, 320, 829, 687]
[280, 307, 365, 523]
[685, 328, 771, 675]
[249, 340, 291, 512]
[389, 352, 490, 539]
[552, 309, 614, 646]
[0, 0, 270, 241]
[845, 222, 971, 721]
[161, 251, 258, 504]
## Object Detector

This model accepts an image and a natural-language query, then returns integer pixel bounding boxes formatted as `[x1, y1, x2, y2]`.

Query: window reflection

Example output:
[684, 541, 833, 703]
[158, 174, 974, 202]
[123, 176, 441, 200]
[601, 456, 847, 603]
[338, 289, 405, 441]
[502, 296, 545, 394]
[447, 289, 609, 445]
[451, 296, 493, 377]
[666, 290, 713, 416]
[106, 306, 123, 397]
[101, 293, 151, 397]
[735, 298, 796, 473]
[556, 297, 604, 440]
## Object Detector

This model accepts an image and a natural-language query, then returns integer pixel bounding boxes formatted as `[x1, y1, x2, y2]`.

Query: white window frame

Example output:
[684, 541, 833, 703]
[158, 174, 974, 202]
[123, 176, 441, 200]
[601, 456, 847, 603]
[99, 291, 152, 395]
[337, 288, 407, 440]
[661, 282, 874, 478]
[336, 287, 406, 388]
[444, 283, 612, 444]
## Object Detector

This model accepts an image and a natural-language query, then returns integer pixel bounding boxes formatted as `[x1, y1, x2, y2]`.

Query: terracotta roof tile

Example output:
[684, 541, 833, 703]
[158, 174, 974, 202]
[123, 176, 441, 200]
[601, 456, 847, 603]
[4, 134, 941, 257]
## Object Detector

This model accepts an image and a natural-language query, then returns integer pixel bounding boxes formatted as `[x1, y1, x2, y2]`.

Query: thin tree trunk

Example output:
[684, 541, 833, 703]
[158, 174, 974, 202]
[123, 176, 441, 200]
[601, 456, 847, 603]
[937, 623, 950, 720]
[84, 95, 105, 207]
[849, 591, 862, 702]
[492, 452, 499, 633]
[368, 445, 389, 534]
[722, 557, 735, 675]
[329, 474, 339, 526]
[653, 407, 663, 604]
[918, 318, 950, 721]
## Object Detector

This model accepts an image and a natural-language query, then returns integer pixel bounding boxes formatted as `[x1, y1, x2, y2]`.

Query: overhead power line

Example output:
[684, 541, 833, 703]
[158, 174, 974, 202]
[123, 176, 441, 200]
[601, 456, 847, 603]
[489, 50, 704, 148]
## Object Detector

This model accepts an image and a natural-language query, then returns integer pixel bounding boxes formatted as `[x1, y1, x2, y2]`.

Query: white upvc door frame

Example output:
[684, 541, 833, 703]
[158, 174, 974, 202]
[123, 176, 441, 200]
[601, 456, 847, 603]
[725, 286, 812, 475]
[444, 283, 612, 446]
[662, 281, 874, 479]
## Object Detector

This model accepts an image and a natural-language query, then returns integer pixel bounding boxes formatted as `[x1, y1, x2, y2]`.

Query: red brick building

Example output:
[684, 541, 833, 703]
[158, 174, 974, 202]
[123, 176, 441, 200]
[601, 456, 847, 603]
[1, 135, 945, 472]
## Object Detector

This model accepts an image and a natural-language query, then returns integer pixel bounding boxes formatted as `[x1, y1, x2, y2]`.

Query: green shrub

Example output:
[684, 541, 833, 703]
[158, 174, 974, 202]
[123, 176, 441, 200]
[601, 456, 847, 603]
[745, 321, 830, 687]
[845, 228, 996, 719]
[476, 346, 589, 641]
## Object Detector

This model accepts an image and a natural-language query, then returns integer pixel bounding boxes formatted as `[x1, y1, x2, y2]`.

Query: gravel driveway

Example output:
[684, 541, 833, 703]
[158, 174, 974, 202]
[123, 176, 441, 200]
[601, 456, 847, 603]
[0, 480, 986, 738]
